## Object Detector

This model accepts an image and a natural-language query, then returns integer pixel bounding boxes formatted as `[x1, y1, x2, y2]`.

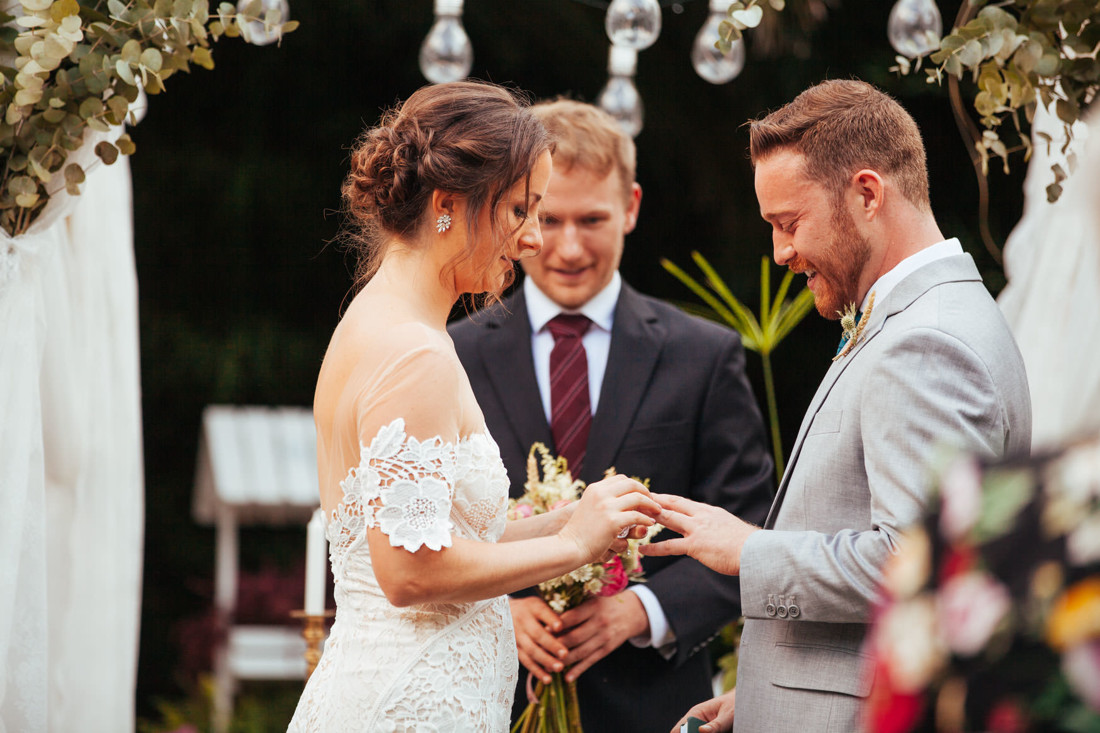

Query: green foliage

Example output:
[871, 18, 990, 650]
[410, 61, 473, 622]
[918, 1, 1100, 202]
[137, 676, 301, 733]
[662, 252, 815, 483]
[0, 0, 298, 236]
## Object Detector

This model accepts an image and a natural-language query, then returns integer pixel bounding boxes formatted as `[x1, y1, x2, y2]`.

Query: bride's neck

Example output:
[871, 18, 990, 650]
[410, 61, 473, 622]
[370, 243, 458, 329]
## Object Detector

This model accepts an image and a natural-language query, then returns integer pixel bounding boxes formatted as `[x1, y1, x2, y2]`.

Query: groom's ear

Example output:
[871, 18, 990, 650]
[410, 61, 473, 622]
[849, 169, 884, 221]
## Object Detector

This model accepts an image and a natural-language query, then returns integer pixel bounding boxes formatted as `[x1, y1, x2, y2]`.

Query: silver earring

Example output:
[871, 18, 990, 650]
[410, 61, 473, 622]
[436, 214, 452, 233]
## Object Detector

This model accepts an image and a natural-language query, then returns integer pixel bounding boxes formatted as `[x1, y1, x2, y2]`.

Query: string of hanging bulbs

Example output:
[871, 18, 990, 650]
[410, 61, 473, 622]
[418, 0, 944, 138]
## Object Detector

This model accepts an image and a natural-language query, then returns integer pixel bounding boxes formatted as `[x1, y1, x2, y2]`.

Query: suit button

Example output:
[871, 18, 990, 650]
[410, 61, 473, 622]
[788, 604, 801, 618]
[765, 604, 776, 617]
[776, 605, 788, 618]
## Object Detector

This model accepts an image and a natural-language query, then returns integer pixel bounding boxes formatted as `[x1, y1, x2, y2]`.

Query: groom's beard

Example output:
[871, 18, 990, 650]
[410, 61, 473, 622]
[805, 205, 871, 320]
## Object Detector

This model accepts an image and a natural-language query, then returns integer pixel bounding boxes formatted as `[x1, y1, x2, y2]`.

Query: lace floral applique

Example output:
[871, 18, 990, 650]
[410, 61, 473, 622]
[377, 475, 453, 552]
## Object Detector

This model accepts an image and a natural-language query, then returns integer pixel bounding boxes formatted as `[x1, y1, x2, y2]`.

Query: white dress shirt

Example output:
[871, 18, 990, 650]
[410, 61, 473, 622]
[860, 238, 964, 312]
[523, 273, 676, 652]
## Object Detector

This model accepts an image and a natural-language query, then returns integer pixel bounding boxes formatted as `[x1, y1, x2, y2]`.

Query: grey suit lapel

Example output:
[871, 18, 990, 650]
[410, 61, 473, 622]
[583, 285, 662, 484]
[479, 293, 553, 458]
[764, 254, 983, 526]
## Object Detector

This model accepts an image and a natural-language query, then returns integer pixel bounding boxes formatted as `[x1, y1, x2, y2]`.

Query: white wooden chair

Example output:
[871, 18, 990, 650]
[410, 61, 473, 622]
[192, 404, 321, 732]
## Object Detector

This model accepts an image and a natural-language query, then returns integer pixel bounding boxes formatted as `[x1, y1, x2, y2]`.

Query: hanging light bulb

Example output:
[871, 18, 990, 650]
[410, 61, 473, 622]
[692, 0, 746, 84]
[887, 0, 942, 58]
[419, 0, 473, 84]
[236, 0, 290, 47]
[598, 45, 644, 138]
[605, 0, 662, 51]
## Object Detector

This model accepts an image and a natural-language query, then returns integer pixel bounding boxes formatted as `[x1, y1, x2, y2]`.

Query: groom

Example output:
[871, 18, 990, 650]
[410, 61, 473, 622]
[449, 99, 774, 731]
[644, 79, 1032, 733]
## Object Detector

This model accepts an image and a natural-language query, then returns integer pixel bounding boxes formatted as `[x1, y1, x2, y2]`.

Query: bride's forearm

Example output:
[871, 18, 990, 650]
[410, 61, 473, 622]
[499, 506, 570, 542]
[369, 528, 586, 606]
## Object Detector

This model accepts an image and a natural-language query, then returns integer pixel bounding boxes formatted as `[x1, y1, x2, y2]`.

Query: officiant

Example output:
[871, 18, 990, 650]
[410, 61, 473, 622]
[449, 98, 774, 731]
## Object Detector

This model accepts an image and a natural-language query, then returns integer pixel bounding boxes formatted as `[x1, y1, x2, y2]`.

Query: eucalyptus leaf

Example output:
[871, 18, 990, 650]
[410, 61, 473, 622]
[94, 140, 119, 165]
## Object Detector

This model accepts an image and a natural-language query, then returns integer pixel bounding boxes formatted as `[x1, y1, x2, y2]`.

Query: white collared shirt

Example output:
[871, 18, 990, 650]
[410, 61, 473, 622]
[522, 271, 675, 654]
[524, 272, 620, 422]
[860, 238, 964, 312]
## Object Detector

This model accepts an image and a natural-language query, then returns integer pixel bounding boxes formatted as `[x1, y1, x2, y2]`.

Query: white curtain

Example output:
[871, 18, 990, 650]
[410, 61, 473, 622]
[0, 137, 143, 732]
[998, 102, 1100, 450]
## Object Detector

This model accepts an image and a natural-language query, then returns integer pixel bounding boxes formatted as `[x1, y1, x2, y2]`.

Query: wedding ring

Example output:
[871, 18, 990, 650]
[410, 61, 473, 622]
[617, 525, 632, 539]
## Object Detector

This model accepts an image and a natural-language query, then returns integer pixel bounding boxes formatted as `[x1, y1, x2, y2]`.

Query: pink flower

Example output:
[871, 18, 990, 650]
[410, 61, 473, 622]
[510, 503, 533, 520]
[939, 455, 983, 542]
[936, 570, 1010, 656]
[598, 556, 629, 596]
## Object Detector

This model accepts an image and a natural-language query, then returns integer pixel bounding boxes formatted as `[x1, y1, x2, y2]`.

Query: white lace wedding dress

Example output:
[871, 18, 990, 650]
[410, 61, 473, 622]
[288, 328, 519, 732]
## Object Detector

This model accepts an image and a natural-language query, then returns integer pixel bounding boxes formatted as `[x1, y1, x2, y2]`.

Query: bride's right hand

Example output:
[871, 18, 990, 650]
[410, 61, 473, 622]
[557, 474, 661, 564]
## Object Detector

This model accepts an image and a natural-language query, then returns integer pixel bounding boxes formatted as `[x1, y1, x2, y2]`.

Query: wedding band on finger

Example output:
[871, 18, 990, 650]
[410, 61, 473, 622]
[617, 525, 633, 539]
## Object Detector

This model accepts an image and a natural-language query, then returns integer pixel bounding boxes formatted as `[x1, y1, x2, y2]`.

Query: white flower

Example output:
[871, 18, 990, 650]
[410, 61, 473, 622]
[1062, 641, 1100, 712]
[884, 526, 931, 598]
[877, 595, 946, 692]
[377, 476, 454, 552]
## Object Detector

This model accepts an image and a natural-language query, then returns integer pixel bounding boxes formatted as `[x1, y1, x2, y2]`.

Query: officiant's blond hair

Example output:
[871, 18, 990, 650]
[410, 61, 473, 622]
[748, 79, 931, 212]
[532, 99, 636, 206]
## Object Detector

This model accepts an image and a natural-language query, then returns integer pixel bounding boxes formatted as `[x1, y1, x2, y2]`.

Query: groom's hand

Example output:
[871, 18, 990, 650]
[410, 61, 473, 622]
[509, 596, 568, 684]
[556, 592, 648, 681]
[639, 493, 759, 576]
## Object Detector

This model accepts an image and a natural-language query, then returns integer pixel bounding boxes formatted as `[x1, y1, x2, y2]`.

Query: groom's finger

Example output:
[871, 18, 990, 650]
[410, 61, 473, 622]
[651, 492, 700, 514]
[639, 537, 689, 557]
[652, 507, 691, 535]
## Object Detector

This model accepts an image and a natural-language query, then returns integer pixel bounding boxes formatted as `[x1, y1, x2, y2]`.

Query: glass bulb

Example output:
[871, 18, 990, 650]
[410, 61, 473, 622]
[692, 12, 745, 84]
[236, 0, 290, 47]
[419, 13, 473, 84]
[605, 0, 662, 51]
[598, 75, 644, 138]
[887, 0, 942, 58]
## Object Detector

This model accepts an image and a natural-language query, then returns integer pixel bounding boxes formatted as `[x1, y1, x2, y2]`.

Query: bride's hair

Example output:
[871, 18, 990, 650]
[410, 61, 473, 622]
[343, 80, 551, 294]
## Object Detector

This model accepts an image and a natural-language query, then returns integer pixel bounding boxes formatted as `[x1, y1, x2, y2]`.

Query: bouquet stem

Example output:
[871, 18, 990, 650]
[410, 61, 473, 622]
[511, 673, 584, 732]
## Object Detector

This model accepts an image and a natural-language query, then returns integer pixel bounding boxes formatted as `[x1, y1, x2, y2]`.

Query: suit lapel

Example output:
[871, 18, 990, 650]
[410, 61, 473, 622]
[582, 285, 663, 484]
[479, 293, 553, 460]
[764, 254, 982, 526]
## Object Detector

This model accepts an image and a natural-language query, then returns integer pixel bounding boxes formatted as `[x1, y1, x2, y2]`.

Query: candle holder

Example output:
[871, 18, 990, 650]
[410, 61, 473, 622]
[291, 609, 335, 681]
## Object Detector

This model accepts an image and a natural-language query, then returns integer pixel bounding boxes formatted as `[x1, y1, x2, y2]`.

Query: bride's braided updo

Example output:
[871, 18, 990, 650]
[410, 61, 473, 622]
[343, 81, 551, 288]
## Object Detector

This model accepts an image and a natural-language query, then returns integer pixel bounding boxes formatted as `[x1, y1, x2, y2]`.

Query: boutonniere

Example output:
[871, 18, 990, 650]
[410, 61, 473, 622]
[833, 291, 876, 362]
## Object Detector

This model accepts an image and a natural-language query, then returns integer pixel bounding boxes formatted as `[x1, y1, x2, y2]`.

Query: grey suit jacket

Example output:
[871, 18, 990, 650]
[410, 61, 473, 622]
[732, 254, 1031, 732]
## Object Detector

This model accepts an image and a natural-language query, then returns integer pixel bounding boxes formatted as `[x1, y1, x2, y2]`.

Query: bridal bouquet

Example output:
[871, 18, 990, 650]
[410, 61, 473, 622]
[509, 442, 661, 733]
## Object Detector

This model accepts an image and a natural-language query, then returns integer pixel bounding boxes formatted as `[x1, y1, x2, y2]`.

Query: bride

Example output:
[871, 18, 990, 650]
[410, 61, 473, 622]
[288, 80, 659, 732]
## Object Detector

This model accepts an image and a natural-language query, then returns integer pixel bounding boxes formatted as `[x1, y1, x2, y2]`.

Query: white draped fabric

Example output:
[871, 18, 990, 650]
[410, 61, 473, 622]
[998, 103, 1100, 450]
[0, 139, 143, 732]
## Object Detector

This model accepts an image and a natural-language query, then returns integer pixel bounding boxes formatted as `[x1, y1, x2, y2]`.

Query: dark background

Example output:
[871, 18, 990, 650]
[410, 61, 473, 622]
[130, 0, 1025, 719]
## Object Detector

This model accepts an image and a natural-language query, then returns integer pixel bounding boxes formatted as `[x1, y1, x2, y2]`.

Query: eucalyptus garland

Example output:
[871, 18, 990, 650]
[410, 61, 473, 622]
[0, 0, 297, 237]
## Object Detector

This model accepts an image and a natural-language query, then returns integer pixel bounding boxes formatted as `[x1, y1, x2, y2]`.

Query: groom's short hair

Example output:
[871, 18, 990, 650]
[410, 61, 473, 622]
[531, 98, 636, 206]
[748, 79, 931, 212]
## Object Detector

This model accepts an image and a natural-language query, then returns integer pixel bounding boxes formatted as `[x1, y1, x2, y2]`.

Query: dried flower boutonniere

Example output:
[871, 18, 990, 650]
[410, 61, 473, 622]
[833, 291, 876, 362]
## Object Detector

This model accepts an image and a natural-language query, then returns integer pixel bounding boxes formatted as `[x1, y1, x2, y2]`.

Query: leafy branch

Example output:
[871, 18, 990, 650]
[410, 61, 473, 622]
[0, 0, 298, 237]
[906, 1, 1099, 204]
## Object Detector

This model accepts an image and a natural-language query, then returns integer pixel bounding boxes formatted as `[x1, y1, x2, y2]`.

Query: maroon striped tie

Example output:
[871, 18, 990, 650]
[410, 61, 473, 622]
[547, 314, 593, 475]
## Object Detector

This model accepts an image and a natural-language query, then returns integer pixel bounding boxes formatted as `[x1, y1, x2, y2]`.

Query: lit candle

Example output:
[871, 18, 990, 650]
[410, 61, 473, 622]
[304, 508, 327, 615]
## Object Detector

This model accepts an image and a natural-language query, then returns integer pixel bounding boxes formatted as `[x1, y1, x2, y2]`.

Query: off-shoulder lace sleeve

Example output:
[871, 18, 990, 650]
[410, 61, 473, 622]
[338, 417, 458, 553]
[328, 338, 479, 555]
